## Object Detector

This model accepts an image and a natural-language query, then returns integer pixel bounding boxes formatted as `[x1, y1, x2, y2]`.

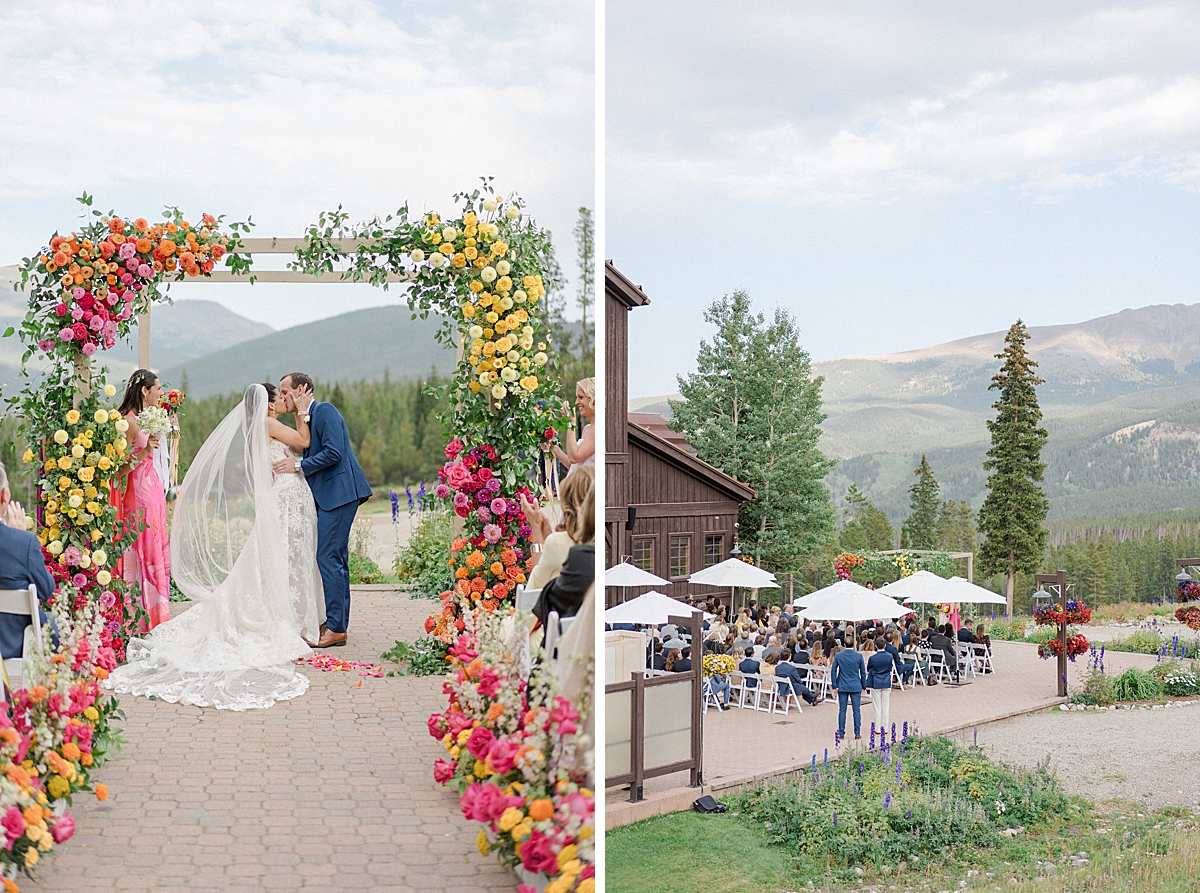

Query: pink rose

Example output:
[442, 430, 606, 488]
[434, 484, 450, 500]
[477, 667, 501, 698]
[54, 303, 68, 316]
[38, 339, 53, 352]
[427, 713, 446, 739]
[445, 438, 464, 459]
[2, 807, 24, 850]
[136, 263, 152, 278]
[469, 784, 513, 825]
[82, 342, 97, 356]
[432, 760, 456, 785]
[51, 812, 75, 844]
[466, 726, 494, 760]
[486, 738, 519, 774]
[459, 784, 481, 820]
[60, 327, 74, 341]
[477, 467, 493, 482]
[445, 462, 472, 490]
[445, 711, 473, 739]
[520, 831, 559, 874]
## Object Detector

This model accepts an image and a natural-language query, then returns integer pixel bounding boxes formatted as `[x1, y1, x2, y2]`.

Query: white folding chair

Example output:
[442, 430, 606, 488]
[0, 585, 42, 690]
[729, 671, 748, 707]
[701, 677, 722, 714]
[771, 676, 804, 716]
[920, 647, 953, 683]
[956, 644, 978, 678]
[971, 643, 995, 674]
[748, 674, 774, 712]
[516, 586, 541, 613]
[803, 665, 831, 700]
[545, 610, 563, 663]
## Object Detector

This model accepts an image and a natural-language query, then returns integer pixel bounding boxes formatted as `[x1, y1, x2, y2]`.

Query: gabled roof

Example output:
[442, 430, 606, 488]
[605, 261, 651, 308]
[628, 420, 756, 502]
[628, 411, 695, 453]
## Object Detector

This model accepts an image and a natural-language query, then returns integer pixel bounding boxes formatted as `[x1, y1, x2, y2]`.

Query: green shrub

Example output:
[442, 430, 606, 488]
[987, 621, 1027, 641]
[349, 552, 386, 584]
[1023, 627, 1059, 645]
[1113, 667, 1163, 701]
[1071, 669, 1115, 706]
[726, 736, 1073, 873]
[1161, 668, 1200, 697]
[380, 636, 450, 676]
[1113, 629, 1166, 655]
[395, 511, 453, 599]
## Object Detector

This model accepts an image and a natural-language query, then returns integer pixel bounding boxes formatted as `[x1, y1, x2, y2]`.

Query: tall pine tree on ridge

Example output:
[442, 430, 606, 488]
[977, 320, 1050, 618]
[901, 455, 940, 550]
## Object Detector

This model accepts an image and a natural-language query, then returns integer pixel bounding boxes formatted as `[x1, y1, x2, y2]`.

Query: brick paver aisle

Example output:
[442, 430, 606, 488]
[29, 589, 516, 893]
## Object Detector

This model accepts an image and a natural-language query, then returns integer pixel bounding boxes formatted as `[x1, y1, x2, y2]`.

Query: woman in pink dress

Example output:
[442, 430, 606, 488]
[117, 369, 170, 631]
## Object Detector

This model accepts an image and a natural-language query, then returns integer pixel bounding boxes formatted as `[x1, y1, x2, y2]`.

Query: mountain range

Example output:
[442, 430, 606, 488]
[631, 303, 1200, 521]
[1, 264, 453, 399]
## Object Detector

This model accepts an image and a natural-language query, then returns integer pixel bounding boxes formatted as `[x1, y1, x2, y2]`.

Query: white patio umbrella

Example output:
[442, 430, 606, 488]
[877, 570, 951, 603]
[603, 591, 707, 627]
[688, 557, 779, 610]
[795, 580, 911, 622]
[936, 576, 1008, 605]
[793, 579, 870, 608]
[605, 562, 671, 588]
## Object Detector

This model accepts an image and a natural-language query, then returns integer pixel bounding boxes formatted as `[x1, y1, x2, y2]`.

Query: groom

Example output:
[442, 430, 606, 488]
[274, 373, 372, 648]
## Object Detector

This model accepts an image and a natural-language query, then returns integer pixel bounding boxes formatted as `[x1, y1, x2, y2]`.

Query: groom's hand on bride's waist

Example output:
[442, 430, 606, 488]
[272, 456, 301, 475]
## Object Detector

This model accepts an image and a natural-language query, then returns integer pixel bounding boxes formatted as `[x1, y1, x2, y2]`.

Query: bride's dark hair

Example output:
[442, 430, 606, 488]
[260, 382, 278, 402]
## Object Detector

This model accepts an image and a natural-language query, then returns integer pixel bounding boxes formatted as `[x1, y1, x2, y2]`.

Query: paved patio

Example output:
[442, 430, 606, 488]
[605, 640, 1162, 827]
[28, 589, 516, 893]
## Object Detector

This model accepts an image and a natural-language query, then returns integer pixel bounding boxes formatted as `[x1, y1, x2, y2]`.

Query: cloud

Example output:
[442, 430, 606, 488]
[607, 1, 1200, 206]
[0, 0, 594, 322]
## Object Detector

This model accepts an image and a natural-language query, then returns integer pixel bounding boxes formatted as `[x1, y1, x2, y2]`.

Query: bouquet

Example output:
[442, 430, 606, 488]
[159, 389, 185, 412]
[702, 653, 736, 677]
[135, 406, 172, 438]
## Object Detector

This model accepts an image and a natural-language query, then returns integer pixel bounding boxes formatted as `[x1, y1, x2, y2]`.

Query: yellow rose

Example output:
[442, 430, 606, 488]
[497, 276, 512, 293]
[84, 486, 97, 498]
[545, 879, 569, 893]
[96, 570, 111, 586]
[91, 529, 102, 542]
[464, 246, 478, 260]
[462, 303, 476, 318]
[24, 846, 38, 866]
[104, 383, 117, 397]
[557, 844, 579, 870]
[25, 824, 42, 843]
[21, 448, 33, 464]
[578, 879, 595, 893]
[56, 456, 72, 471]
[438, 242, 454, 256]
[109, 409, 120, 421]
[93, 409, 108, 424]
[98, 456, 112, 471]
[485, 312, 499, 325]
[65, 410, 80, 425]
[78, 466, 94, 483]
[468, 279, 483, 293]
[523, 377, 538, 391]
[57, 477, 70, 491]
[68, 494, 83, 509]
[53, 430, 69, 445]
[87, 501, 102, 515]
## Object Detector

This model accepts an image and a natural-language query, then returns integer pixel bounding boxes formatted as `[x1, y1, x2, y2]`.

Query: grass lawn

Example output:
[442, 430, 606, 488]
[607, 806, 1200, 892]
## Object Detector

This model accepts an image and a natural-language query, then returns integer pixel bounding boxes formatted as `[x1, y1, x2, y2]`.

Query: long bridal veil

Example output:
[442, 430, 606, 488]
[105, 384, 311, 710]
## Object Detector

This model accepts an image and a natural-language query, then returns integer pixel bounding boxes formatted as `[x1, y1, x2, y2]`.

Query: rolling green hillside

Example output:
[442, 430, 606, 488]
[161, 306, 454, 398]
[633, 303, 1200, 522]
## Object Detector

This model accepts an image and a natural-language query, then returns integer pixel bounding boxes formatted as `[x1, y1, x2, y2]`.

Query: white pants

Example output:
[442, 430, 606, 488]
[871, 688, 891, 737]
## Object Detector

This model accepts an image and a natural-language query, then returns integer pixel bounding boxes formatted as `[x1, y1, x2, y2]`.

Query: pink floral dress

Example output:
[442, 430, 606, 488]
[120, 424, 171, 631]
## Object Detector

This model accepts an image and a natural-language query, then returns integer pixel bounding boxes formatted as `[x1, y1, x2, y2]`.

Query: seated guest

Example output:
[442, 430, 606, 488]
[650, 640, 667, 670]
[523, 466, 594, 590]
[775, 649, 821, 705]
[663, 647, 682, 671]
[530, 472, 595, 644]
[957, 624, 976, 643]
[706, 654, 733, 711]
[738, 646, 761, 687]
[791, 641, 810, 665]
[975, 623, 992, 651]
[760, 650, 780, 676]
[0, 465, 55, 660]
[762, 635, 783, 659]
[928, 624, 959, 677]
[674, 646, 693, 672]
[808, 638, 827, 666]
[886, 630, 914, 684]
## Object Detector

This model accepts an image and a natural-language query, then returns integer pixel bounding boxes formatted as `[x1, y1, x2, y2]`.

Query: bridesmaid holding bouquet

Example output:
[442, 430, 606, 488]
[116, 368, 171, 630]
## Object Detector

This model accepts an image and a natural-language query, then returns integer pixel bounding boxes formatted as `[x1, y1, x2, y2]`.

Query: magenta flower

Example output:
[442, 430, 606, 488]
[38, 339, 53, 352]
[51, 813, 75, 844]
[483, 524, 502, 543]
[434, 483, 451, 500]
[54, 303, 68, 316]
[120, 272, 133, 285]
[72, 286, 85, 299]
[476, 507, 492, 523]
[82, 342, 97, 356]
[136, 263, 152, 278]
[486, 477, 502, 492]
[99, 590, 117, 609]
[71, 573, 87, 588]
[63, 546, 83, 565]
[453, 492, 470, 508]
[490, 497, 507, 515]
[60, 327, 74, 341]
[118, 241, 136, 260]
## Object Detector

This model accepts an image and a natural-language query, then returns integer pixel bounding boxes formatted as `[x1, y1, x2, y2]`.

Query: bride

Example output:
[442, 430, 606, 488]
[105, 383, 324, 711]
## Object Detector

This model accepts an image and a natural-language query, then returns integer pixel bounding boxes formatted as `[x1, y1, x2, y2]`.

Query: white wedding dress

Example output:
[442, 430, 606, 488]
[105, 384, 318, 711]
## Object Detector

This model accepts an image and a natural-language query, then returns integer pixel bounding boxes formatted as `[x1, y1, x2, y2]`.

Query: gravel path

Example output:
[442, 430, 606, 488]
[949, 700, 1200, 809]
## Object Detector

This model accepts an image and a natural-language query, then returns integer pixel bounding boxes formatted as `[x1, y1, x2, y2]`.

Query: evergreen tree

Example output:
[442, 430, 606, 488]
[977, 320, 1050, 617]
[671, 291, 836, 570]
[573, 206, 594, 365]
[861, 503, 895, 551]
[843, 485, 894, 550]
[938, 499, 977, 553]
[901, 455, 940, 549]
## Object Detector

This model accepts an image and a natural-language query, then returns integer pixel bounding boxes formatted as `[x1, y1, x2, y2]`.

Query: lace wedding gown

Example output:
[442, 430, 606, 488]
[271, 438, 325, 643]
[105, 385, 316, 711]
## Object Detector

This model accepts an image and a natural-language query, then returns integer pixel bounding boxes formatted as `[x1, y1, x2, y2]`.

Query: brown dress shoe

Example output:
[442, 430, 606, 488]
[314, 630, 347, 649]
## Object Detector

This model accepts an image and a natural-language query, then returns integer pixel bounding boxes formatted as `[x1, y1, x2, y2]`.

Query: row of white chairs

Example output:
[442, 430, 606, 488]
[0, 584, 43, 689]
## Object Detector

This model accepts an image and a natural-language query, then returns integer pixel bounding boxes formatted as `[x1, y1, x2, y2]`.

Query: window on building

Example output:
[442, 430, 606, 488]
[704, 534, 723, 569]
[670, 535, 690, 579]
[633, 538, 654, 572]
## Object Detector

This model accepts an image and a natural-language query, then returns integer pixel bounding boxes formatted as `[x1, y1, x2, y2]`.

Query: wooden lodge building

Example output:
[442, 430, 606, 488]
[604, 262, 756, 608]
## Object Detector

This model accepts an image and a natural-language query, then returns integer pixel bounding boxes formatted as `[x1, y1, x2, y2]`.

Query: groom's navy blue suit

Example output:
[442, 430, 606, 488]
[300, 400, 372, 634]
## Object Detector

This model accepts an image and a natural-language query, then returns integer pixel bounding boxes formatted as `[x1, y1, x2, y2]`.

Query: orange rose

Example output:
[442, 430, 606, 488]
[108, 218, 124, 234]
[95, 783, 108, 802]
[528, 798, 554, 822]
[135, 238, 152, 254]
[211, 244, 225, 259]
[133, 218, 148, 233]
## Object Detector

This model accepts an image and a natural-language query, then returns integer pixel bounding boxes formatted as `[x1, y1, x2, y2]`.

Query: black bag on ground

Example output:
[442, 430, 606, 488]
[693, 795, 727, 814]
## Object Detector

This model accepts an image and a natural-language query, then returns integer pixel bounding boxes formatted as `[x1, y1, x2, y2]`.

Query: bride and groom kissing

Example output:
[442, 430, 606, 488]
[105, 373, 373, 711]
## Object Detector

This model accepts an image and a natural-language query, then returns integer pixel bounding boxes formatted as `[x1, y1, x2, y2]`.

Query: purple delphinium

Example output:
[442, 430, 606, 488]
[891, 722, 897, 745]
[811, 754, 817, 771]
[823, 748, 828, 766]
[405, 485, 414, 511]
[902, 721, 909, 744]
[883, 790, 892, 810]
[895, 760, 903, 782]
[833, 811, 838, 829]
[389, 490, 400, 523]
[870, 725, 876, 750]
[834, 729, 842, 748]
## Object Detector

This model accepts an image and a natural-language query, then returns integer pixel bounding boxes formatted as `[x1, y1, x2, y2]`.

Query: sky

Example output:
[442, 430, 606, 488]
[0, 0, 594, 329]
[606, 1, 1200, 397]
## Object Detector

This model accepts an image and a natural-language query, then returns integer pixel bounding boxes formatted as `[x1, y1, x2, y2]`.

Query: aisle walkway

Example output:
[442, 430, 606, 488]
[30, 590, 516, 893]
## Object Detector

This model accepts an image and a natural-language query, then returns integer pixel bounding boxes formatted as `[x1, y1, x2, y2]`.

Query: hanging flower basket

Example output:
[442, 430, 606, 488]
[1177, 581, 1200, 603]
[1038, 633, 1090, 661]
[1033, 600, 1092, 627]
[1176, 606, 1200, 630]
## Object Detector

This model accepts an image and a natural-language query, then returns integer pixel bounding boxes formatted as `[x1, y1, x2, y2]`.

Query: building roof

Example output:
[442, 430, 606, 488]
[627, 420, 757, 502]
[605, 261, 651, 308]
[627, 411, 695, 453]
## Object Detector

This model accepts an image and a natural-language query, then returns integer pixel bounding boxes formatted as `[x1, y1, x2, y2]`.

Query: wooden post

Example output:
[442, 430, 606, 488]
[1034, 569, 1070, 697]
[72, 356, 91, 410]
[138, 309, 151, 369]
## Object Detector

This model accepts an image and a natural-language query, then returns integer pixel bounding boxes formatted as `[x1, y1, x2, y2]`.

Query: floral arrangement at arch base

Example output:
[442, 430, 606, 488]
[428, 611, 594, 893]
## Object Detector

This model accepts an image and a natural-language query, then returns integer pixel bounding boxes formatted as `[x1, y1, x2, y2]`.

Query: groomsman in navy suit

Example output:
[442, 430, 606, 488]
[275, 373, 372, 648]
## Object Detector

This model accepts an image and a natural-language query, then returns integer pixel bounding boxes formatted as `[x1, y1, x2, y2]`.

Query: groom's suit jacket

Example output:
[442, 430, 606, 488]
[0, 524, 56, 659]
[299, 401, 373, 511]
